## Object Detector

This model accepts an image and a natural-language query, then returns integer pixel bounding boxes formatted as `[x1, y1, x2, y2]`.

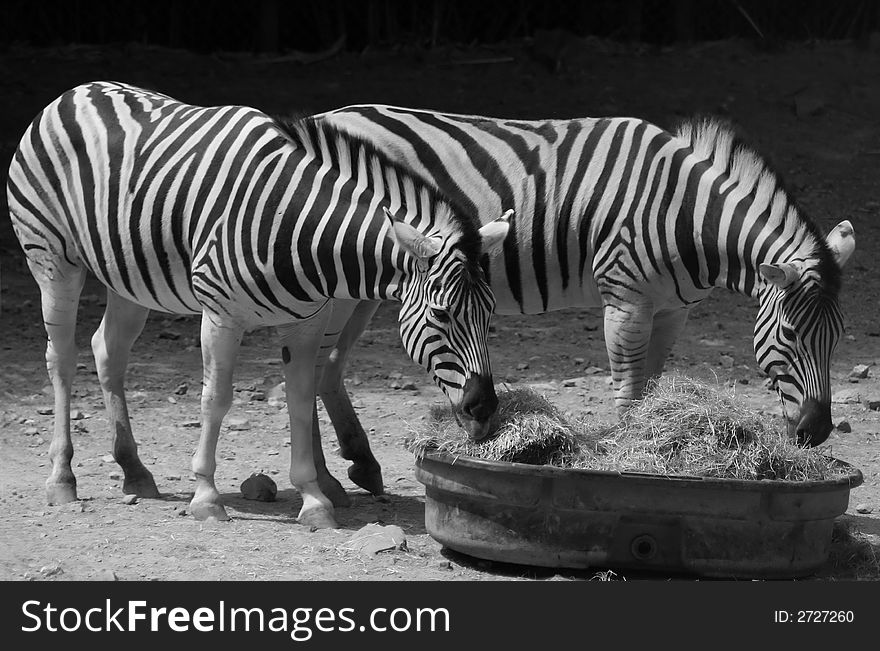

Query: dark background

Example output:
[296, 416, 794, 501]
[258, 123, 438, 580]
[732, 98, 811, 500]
[3, 0, 880, 53]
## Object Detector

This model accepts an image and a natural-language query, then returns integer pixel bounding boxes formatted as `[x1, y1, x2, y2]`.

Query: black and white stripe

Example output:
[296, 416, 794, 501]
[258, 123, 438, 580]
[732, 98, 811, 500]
[317, 105, 855, 445]
[5, 83, 509, 524]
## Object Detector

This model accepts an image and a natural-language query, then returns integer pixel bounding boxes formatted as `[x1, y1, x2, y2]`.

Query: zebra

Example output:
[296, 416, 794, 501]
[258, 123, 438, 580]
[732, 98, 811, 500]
[303, 104, 856, 496]
[5, 83, 510, 529]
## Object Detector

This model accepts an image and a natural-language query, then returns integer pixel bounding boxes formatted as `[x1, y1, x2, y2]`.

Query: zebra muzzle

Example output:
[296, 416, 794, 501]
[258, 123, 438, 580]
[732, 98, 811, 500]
[456, 374, 500, 442]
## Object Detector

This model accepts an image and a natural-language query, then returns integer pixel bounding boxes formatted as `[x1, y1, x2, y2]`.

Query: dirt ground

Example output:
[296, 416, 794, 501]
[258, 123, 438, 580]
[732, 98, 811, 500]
[1, 37, 879, 581]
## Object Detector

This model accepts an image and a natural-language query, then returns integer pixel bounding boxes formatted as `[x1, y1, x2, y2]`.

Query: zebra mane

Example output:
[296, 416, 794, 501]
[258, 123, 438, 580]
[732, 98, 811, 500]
[271, 114, 484, 272]
[675, 115, 842, 297]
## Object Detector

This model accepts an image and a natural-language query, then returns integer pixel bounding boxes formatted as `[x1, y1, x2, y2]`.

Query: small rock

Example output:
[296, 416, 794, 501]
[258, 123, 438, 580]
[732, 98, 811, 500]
[562, 378, 582, 387]
[516, 362, 530, 371]
[71, 409, 85, 420]
[345, 523, 407, 556]
[719, 354, 735, 369]
[836, 421, 852, 433]
[249, 389, 267, 401]
[241, 473, 277, 501]
[158, 330, 180, 340]
[36, 407, 53, 415]
[583, 366, 604, 375]
[174, 382, 188, 395]
[167, 396, 177, 404]
[101, 454, 115, 463]
[855, 504, 872, 514]
[832, 388, 862, 404]
[108, 471, 122, 480]
[176, 507, 188, 516]
[863, 398, 880, 412]
[121, 494, 138, 505]
[573, 357, 585, 365]
[400, 382, 418, 391]
[22, 427, 39, 436]
[165, 474, 181, 481]
[100, 570, 119, 581]
[181, 420, 200, 428]
[39, 565, 63, 577]
[267, 382, 286, 407]
[227, 417, 250, 431]
[850, 364, 870, 379]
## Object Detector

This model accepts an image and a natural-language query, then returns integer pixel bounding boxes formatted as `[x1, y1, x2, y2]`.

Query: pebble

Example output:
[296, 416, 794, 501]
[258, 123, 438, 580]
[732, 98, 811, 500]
[850, 364, 870, 379]
[36, 407, 53, 415]
[22, 427, 39, 436]
[832, 388, 862, 404]
[181, 420, 201, 428]
[719, 354, 735, 368]
[241, 473, 277, 501]
[165, 474, 181, 481]
[855, 504, 872, 514]
[174, 382, 188, 395]
[39, 565, 63, 577]
[71, 409, 85, 420]
[516, 362, 529, 370]
[863, 399, 880, 412]
[836, 421, 852, 433]
[345, 523, 407, 556]
[122, 494, 138, 505]
[109, 471, 122, 480]
[227, 417, 250, 431]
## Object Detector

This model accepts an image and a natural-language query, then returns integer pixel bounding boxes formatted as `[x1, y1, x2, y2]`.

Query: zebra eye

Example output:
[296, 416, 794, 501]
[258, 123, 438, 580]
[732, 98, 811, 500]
[430, 306, 451, 323]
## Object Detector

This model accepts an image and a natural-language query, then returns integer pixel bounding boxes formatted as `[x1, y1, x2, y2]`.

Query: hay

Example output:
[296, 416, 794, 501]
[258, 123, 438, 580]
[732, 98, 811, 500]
[823, 520, 880, 580]
[405, 387, 583, 465]
[407, 375, 851, 482]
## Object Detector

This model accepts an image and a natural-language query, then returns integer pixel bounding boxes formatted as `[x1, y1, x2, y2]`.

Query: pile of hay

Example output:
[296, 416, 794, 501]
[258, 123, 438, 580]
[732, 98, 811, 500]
[407, 375, 851, 482]
[406, 388, 583, 465]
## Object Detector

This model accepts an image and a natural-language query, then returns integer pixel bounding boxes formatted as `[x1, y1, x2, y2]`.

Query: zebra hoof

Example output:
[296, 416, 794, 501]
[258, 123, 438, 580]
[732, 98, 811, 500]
[298, 505, 338, 530]
[123, 466, 160, 498]
[189, 500, 230, 522]
[348, 461, 384, 496]
[46, 480, 78, 505]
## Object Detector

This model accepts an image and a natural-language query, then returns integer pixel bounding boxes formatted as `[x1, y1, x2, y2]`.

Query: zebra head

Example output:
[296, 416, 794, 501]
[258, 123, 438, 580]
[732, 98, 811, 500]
[386, 207, 511, 441]
[755, 220, 855, 446]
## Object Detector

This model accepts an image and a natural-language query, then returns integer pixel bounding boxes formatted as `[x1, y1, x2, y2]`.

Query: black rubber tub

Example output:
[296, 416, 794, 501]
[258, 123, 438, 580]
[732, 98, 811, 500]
[414, 450, 864, 579]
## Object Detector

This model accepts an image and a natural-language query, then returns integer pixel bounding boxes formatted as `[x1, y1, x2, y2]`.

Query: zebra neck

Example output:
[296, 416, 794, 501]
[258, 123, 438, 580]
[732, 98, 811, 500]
[706, 180, 816, 299]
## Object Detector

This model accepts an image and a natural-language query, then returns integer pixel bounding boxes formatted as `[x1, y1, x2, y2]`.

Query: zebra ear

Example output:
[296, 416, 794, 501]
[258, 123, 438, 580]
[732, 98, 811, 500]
[825, 220, 855, 268]
[384, 207, 442, 261]
[759, 262, 800, 290]
[479, 210, 512, 255]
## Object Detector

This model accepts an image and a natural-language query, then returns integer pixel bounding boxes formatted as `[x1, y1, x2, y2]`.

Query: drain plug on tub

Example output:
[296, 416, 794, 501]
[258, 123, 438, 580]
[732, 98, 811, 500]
[630, 534, 658, 561]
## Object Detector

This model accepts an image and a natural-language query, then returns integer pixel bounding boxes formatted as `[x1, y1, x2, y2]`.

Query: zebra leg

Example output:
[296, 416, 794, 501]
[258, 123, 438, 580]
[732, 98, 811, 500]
[317, 299, 384, 495]
[644, 307, 690, 384]
[307, 401, 350, 508]
[602, 301, 654, 416]
[90, 290, 159, 498]
[279, 303, 338, 529]
[189, 313, 243, 521]
[31, 262, 86, 504]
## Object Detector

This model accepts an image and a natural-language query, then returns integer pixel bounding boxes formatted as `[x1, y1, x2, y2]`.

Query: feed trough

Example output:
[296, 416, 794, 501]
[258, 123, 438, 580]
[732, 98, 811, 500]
[414, 451, 863, 579]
